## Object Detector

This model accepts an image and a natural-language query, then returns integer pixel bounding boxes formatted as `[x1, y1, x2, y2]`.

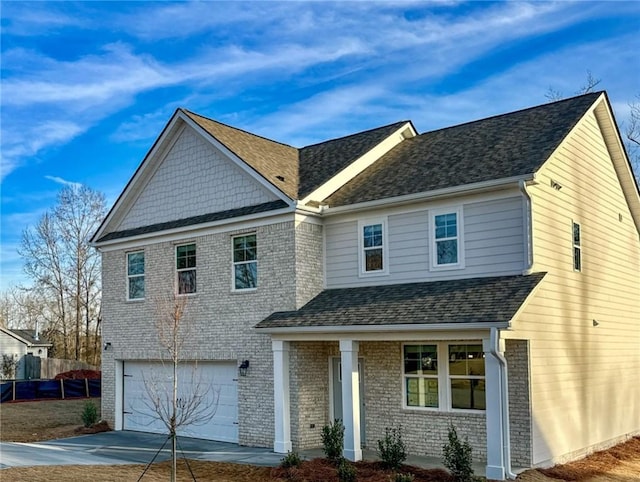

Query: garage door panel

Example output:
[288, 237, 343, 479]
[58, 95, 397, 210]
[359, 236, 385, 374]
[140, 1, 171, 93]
[123, 361, 238, 443]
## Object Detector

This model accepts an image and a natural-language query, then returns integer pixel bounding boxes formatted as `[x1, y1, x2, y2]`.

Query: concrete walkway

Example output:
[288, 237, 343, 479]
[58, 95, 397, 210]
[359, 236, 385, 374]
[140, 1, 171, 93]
[0, 430, 486, 477]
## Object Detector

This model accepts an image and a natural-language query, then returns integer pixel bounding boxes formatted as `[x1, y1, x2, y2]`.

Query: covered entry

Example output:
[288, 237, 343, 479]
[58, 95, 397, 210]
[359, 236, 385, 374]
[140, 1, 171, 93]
[122, 360, 238, 442]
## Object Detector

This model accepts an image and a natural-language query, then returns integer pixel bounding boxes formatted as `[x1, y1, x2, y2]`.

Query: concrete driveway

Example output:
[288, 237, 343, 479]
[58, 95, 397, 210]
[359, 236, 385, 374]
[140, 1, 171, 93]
[0, 431, 284, 469]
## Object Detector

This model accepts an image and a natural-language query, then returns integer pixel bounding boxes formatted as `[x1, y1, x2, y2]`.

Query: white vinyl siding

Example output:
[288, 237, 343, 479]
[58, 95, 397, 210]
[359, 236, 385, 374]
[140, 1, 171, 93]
[325, 196, 525, 288]
[508, 109, 640, 466]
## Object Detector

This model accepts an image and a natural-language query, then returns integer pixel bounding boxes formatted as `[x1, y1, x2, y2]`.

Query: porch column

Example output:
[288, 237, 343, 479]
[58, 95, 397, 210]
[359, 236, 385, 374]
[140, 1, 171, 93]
[273, 340, 292, 453]
[339, 339, 362, 461]
[483, 337, 505, 480]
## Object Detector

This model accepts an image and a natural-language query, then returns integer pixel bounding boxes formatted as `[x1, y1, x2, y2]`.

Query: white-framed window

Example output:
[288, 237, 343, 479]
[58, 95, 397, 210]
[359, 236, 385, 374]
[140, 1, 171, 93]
[572, 221, 581, 272]
[232, 234, 257, 290]
[126, 251, 145, 300]
[358, 218, 388, 276]
[429, 207, 464, 270]
[448, 344, 485, 410]
[176, 243, 196, 295]
[402, 342, 485, 412]
[403, 344, 439, 408]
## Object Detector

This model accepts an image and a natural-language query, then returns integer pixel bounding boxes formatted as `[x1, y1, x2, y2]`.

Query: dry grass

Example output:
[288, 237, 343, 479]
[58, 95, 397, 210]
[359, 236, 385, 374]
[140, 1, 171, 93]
[0, 398, 103, 442]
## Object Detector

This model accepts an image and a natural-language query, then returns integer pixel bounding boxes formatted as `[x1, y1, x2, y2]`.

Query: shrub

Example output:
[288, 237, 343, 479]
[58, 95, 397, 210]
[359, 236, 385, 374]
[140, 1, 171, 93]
[337, 458, 356, 482]
[442, 424, 474, 482]
[321, 419, 345, 465]
[378, 426, 407, 470]
[81, 400, 99, 427]
[390, 473, 414, 482]
[280, 450, 302, 469]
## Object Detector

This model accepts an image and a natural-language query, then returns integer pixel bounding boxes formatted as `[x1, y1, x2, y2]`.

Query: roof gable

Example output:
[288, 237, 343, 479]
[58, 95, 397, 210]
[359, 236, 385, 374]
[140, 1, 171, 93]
[184, 110, 300, 199]
[324, 92, 601, 207]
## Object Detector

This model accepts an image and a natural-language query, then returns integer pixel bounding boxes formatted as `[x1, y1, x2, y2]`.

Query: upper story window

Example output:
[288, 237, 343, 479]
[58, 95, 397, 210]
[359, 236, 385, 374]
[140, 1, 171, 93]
[233, 234, 257, 290]
[430, 207, 464, 270]
[127, 251, 145, 300]
[176, 243, 196, 294]
[573, 221, 581, 272]
[358, 218, 388, 276]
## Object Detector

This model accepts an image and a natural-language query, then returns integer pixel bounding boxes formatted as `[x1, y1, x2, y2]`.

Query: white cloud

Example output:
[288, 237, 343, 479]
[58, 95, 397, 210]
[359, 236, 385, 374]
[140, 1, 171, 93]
[44, 176, 83, 190]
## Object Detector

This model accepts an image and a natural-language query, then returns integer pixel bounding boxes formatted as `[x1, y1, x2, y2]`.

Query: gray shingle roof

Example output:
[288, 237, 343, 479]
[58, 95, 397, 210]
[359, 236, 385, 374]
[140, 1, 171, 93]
[323, 92, 600, 207]
[4, 329, 52, 346]
[255, 273, 546, 330]
[298, 121, 411, 197]
[96, 200, 288, 243]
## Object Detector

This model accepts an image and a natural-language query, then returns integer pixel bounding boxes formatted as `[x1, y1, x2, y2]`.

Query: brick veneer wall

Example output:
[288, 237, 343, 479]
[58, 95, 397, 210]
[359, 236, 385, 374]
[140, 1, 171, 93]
[101, 221, 300, 447]
[505, 339, 532, 467]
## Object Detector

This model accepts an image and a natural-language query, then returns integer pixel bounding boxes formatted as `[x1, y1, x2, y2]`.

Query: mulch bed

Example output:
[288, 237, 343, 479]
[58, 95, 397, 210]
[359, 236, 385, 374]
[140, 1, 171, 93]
[271, 459, 454, 482]
[538, 436, 640, 481]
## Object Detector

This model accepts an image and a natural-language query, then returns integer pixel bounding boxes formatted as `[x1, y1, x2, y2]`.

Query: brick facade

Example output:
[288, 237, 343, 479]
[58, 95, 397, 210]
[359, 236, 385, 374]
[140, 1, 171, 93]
[101, 220, 301, 447]
[505, 339, 532, 467]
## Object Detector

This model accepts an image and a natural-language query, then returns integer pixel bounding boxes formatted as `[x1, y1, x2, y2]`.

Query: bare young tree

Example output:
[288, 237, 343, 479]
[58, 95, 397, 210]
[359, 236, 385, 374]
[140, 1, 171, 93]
[138, 291, 219, 482]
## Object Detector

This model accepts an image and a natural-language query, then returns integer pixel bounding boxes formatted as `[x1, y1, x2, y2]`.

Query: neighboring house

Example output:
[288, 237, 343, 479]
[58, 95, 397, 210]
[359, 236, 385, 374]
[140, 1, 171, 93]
[91, 91, 640, 480]
[0, 328, 52, 379]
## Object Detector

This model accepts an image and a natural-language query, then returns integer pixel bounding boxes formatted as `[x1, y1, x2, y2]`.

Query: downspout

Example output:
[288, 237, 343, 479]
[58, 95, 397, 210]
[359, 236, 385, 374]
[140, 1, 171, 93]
[490, 327, 517, 480]
[519, 179, 534, 275]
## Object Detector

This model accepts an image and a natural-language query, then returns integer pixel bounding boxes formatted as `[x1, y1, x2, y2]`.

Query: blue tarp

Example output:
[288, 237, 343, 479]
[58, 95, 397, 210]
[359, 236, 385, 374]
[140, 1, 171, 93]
[0, 378, 101, 402]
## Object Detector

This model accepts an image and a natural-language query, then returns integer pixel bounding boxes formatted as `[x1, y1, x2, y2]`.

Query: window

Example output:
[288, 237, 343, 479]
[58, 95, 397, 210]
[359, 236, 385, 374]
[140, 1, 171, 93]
[448, 344, 485, 410]
[176, 244, 196, 294]
[430, 208, 464, 269]
[404, 345, 439, 408]
[127, 251, 145, 300]
[358, 219, 388, 275]
[233, 234, 257, 290]
[403, 342, 485, 411]
[573, 222, 581, 272]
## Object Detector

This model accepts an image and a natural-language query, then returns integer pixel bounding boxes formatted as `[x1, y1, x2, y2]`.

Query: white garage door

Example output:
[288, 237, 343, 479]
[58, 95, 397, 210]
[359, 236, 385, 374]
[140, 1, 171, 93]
[123, 361, 238, 443]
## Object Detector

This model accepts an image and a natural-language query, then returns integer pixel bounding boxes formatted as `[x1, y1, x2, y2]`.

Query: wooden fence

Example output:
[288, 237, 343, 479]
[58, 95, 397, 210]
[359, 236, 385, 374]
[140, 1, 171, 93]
[40, 358, 98, 379]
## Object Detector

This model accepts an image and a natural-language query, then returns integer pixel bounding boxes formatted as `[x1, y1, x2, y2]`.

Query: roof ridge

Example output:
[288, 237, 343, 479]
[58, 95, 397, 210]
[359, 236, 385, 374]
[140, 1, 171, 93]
[181, 109, 298, 151]
[300, 120, 411, 150]
[419, 91, 601, 136]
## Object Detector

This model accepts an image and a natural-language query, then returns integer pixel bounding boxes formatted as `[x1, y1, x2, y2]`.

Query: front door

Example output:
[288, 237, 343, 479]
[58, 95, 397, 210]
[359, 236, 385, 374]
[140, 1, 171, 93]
[331, 357, 365, 444]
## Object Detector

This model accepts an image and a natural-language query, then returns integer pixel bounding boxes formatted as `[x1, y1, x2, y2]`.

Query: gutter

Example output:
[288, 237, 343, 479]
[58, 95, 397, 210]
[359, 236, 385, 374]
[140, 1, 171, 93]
[255, 321, 509, 335]
[489, 327, 517, 480]
[519, 178, 536, 275]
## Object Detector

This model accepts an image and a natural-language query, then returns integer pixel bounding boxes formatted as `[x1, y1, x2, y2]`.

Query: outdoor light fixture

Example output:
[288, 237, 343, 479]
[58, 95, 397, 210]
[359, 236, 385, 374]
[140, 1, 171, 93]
[104, 342, 112, 351]
[239, 360, 250, 377]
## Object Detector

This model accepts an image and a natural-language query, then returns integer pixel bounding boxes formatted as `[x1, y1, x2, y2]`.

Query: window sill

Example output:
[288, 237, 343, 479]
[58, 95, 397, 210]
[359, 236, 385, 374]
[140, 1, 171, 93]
[358, 270, 389, 278]
[428, 263, 465, 272]
[126, 298, 145, 303]
[401, 406, 485, 415]
[231, 288, 258, 294]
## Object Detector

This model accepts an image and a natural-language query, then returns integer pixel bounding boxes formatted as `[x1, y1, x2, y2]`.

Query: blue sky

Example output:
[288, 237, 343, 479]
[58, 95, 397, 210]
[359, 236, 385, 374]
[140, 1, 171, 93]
[1, 1, 639, 291]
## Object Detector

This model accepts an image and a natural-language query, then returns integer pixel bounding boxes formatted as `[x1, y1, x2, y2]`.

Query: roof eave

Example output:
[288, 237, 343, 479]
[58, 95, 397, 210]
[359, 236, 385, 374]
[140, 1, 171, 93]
[255, 321, 510, 335]
[321, 174, 534, 215]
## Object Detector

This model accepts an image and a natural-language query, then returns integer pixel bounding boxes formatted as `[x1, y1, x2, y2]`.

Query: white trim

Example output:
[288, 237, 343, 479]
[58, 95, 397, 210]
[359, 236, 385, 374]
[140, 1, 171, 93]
[231, 233, 258, 292]
[126, 250, 145, 302]
[95, 210, 294, 251]
[357, 217, 389, 277]
[401, 341, 486, 413]
[429, 206, 465, 271]
[258, 324, 503, 336]
[272, 340, 292, 453]
[301, 122, 416, 205]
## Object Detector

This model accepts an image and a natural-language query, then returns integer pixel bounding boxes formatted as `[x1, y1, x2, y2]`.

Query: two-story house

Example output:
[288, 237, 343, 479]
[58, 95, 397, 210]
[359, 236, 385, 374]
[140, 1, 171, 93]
[91, 91, 640, 480]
